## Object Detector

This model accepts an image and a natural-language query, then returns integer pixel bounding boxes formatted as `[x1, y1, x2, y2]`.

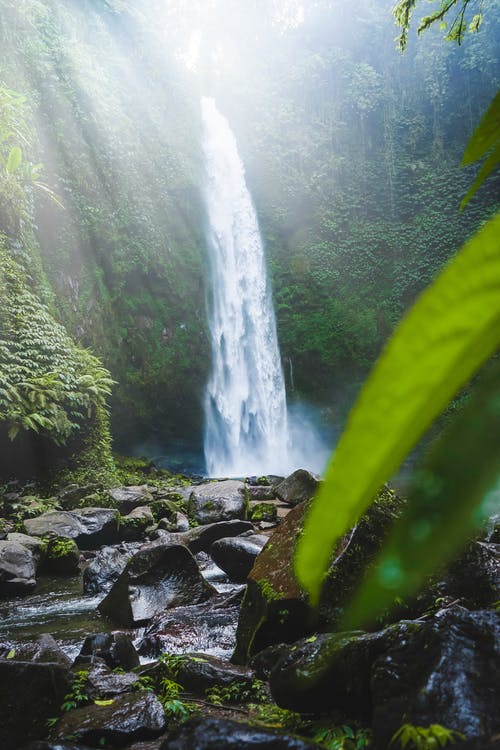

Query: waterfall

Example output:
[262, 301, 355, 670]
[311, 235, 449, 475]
[201, 97, 290, 477]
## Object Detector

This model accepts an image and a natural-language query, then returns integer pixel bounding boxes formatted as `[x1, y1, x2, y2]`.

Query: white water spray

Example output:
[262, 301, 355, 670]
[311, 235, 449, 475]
[201, 97, 291, 476]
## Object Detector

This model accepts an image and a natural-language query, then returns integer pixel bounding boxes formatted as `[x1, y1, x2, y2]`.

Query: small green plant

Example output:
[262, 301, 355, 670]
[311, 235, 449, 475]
[61, 670, 90, 712]
[250, 702, 304, 732]
[205, 679, 268, 706]
[158, 652, 187, 679]
[391, 723, 465, 749]
[314, 725, 372, 750]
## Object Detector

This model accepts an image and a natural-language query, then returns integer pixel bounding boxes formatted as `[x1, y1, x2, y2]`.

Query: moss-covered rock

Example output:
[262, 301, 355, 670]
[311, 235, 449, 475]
[249, 503, 278, 523]
[42, 535, 80, 575]
[233, 486, 404, 664]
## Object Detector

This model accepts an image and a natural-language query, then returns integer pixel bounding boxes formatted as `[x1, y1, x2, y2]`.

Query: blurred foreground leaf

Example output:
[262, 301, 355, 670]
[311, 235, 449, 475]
[460, 89, 500, 209]
[343, 360, 500, 629]
[295, 211, 500, 605]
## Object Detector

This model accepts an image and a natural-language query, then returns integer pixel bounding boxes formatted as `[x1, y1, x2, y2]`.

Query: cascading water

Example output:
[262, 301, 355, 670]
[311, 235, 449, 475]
[201, 97, 291, 477]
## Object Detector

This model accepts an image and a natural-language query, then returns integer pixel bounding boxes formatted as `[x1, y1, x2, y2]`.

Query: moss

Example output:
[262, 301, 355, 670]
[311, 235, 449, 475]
[45, 536, 78, 559]
[257, 578, 281, 603]
[250, 503, 278, 523]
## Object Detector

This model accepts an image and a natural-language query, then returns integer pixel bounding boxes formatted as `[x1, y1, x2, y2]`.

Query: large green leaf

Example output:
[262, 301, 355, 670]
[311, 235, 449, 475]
[294, 211, 500, 604]
[6, 146, 22, 173]
[461, 89, 500, 166]
[342, 360, 500, 629]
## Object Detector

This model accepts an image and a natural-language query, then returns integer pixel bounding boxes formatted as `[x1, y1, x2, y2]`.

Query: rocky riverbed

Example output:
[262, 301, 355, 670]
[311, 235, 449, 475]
[0, 464, 498, 750]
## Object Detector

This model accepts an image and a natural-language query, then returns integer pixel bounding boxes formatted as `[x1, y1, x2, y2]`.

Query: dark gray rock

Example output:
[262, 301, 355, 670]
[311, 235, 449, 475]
[119, 506, 155, 541]
[0, 540, 36, 595]
[0, 659, 73, 750]
[183, 519, 255, 554]
[188, 481, 247, 524]
[75, 633, 140, 671]
[98, 542, 215, 626]
[83, 545, 129, 595]
[246, 485, 276, 501]
[157, 652, 255, 695]
[55, 692, 165, 746]
[108, 486, 154, 514]
[86, 663, 141, 697]
[157, 512, 189, 533]
[6, 532, 45, 570]
[275, 470, 319, 506]
[43, 536, 80, 575]
[58, 484, 98, 510]
[160, 718, 319, 749]
[210, 534, 268, 582]
[24, 509, 119, 549]
[4, 634, 72, 668]
[371, 608, 500, 748]
[138, 592, 242, 660]
[270, 623, 419, 716]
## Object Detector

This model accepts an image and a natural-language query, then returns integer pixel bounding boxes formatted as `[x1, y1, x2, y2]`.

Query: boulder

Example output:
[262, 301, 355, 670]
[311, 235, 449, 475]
[188, 481, 248, 524]
[138, 592, 242, 660]
[182, 519, 254, 554]
[249, 502, 278, 523]
[43, 536, 80, 575]
[24, 508, 119, 549]
[57, 484, 98, 510]
[3, 634, 72, 668]
[98, 542, 215, 626]
[108, 486, 154, 514]
[157, 511, 189, 532]
[0, 540, 36, 595]
[275, 470, 319, 506]
[83, 545, 129, 595]
[270, 622, 419, 716]
[210, 534, 268, 582]
[6, 532, 45, 570]
[119, 506, 155, 541]
[233, 486, 403, 663]
[55, 692, 165, 746]
[0, 659, 73, 750]
[157, 652, 255, 695]
[371, 608, 500, 748]
[86, 663, 141, 697]
[246, 485, 276, 501]
[160, 718, 319, 749]
[75, 633, 140, 671]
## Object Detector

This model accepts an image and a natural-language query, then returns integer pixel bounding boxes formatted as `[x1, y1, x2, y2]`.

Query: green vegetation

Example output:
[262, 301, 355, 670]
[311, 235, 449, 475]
[205, 679, 268, 706]
[391, 723, 465, 749]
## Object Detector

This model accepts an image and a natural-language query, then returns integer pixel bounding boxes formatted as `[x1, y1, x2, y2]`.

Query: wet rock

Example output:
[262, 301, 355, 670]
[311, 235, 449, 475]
[98, 542, 215, 626]
[250, 643, 291, 680]
[43, 536, 80, 575]
[138, 592, 242, 660]
[75, 633, 140, 670]
[158, 512, 189, 532]
[20, 743, 95, 750]
[275, 470, 319, 506]
[440, 541, 500, 609]
[249, 502, 278, 523]
[210, 534, 268, 582]
[371, 608, 500, 748]
[4, 634, 72, 668]
[55, 692, 165, 746]
[0, 659, 73, 750]
[24, 509, 119, 549]
[182, 519, 254, 554]
[6, 532, 45, 570]
[58, 484, 99, 510]
[188, 481, 248, 524]
[0, 540, 37, 595]
[86, 663, 141, 697]
[270, 622, 419, 716]
[233, 486, 403, 663]
[83, 545, 129, 595]
[108, 485, 154, 514]
[119, 506, 155, 542]
[157, 652, 255, 695]
[246, 485, 276, 501]
[160, 717, 319, 749]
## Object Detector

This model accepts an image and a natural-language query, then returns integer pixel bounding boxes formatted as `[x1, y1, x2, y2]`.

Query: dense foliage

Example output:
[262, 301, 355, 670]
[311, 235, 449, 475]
[0, 0, 498, 453]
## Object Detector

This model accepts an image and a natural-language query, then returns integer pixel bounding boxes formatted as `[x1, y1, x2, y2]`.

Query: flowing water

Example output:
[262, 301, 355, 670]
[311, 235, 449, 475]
[201, 97, 291, 477]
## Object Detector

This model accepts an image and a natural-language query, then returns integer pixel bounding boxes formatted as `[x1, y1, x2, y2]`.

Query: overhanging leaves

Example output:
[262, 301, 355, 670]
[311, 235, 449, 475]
[342, 360, 500, 629]
[294, 211, 500, 605]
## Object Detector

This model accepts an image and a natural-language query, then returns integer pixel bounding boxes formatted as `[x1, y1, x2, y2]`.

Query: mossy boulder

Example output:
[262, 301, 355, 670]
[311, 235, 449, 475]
[118, 505, 155, 541]
[249, 502, 278, 523]
[42, 536, 80, 575]
[232, 486, 403, 664]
